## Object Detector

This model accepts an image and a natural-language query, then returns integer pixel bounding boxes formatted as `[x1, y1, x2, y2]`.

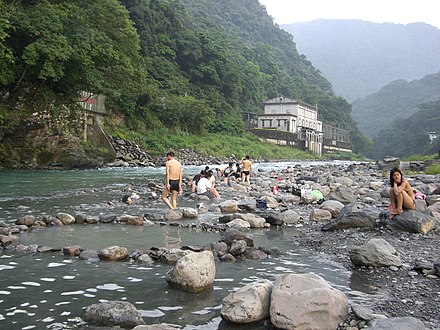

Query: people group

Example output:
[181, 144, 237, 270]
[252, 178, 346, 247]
[159, 153, 252, 209]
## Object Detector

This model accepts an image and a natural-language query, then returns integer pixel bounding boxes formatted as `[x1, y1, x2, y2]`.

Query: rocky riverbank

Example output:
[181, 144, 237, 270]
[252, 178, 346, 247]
[1, 161, 439, 329]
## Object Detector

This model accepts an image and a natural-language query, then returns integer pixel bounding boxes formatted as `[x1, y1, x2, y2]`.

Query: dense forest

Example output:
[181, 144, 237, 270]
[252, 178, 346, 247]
[282, 19, 440, 101]
[352, 72, 440, 138]
[0, 0, 368, 163]
[369, 99, 440, 159]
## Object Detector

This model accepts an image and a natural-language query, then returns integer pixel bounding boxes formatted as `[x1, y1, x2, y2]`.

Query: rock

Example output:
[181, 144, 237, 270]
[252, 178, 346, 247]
[229, 240, 248, 256]
[165, 251, 216, 293]
[220, 228, 254, 247]
[63, 245, 81, 256]
[270, 273, 349, 330]
[280, 210, 301, 224]
[427, 201, 440, 218]
[367, 316, 426, 330]
[261, 211, 284, 226]
[133, 324, 180, 330]
[160, 249, 191, 264]
[321, 211, 376, 231]
[219, 200, 239, 213]
[181, 207, 198, 218]
[233, 213, 266, 228]
[164, 209, 183, 221]
[243, 248, 268, 260]
[328, 186, 356, 204]
[79, 249, 100, 262]
[351, 304, 374, 322]
[99, 246, 128, 261]
[15, 215, 36, 226]
[0, 234, 18, 246]
[81, 301, 145, 328]
[99, 214, 117, 223]
[387, 210, 436, 234]
[144, 211, 165, 222]
[227, 219, 251, 230]
[350, 238, 402, 267]
[56, 212, 76, 225]
[310, 209, 332, 221]
[137, 254, 154, 264]
[319, 200, 345, 216]
[221, 279, 273, 323]
[119, 214, 144, 226]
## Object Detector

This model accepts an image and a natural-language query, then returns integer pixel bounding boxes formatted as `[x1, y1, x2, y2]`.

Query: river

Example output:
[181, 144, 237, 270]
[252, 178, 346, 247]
[0, 162, 377, 329]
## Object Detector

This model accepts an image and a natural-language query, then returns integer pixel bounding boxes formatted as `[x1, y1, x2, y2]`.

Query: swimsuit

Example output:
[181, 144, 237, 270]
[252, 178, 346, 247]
[242, 170, 250, 176]
[169, 179, 180, 191]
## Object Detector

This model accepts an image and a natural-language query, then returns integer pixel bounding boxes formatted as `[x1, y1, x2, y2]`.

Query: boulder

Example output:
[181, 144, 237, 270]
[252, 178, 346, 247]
[63, 245, 82, 256]
[281, 210, 301, 224]
[270, 273, 349, 330]
[181, 207, 198, 218]
[387, 210, 436, 234]
[99, 246, 129, 261]
[79, 249, 100, 262]
[159, 249, 191, 264]
[227, 219, 251, 230]
[328, 186, 356, 204]
[229, 240, 248, 256]
[99, 214, 117, 223]
[319, 200, 345, 217]
[165, 251, 216, 293]
[321, 211, 376, 231]
[310, 209, 332, 221]
[350, 238, 402, 267]
[56, 212, 76, 225]
[219, 200, 239, 213]
[220, 228, 254, 247]
[119, 215, 144, 226]
[164, 209, 183, 221]
[221, 279, 273, 323]
[81, 301, 145, 328]
[15, 215, 36, 226]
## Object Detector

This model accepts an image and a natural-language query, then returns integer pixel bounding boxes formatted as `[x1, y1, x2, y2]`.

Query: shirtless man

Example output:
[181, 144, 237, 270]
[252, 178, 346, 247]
[240, 155, 252, 183]
[161, 151, 182, 209]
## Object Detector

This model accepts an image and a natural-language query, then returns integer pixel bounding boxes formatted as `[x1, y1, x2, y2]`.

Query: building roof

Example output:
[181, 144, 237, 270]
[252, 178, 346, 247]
[264, 96, 318, 111]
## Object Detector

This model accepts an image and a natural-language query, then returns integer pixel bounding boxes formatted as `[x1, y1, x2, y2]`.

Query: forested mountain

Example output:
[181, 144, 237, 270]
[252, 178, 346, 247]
[351, 72, 440, 137]
[0, 0, 368, 163]
[282, 19, 440, 101]
[369, 99, 440, 159]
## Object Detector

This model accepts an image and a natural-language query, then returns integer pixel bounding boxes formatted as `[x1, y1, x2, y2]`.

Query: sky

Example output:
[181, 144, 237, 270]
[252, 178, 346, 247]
[258, 0, 440, 28]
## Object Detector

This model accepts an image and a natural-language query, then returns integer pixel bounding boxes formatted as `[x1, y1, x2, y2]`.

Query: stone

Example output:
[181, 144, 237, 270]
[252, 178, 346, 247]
[160, 249, 191, 264]
[56, 212, 76, 225]
[227, 219, 251, 230]
[221, 279, 273, 323]
[164, 209, 183, 221]
[79, 249, 100, 261]
[243, 248, 268, 260]
[181, 207, 198, 218]
[310, 209, 332, 221]
[219, 200, 239, 213]
[321, 211, 376, 231]
[99, 246, 129, 261]
[0, 234, 18, 245]
[319, 200, 345, 216]
[220, 228, 254, 247]
[387, 210, 436, 234]
[367, 316, 426, 330]
[15, 215, 36, 226]
[81, 301, 145, 328]
[99, 214, 117, 223]
[350, 238, 402, 267]
[281, 209, 301, 224]
[165, 251, 216, 293]
[133, 324, 180, 330]
[63, 245, 82, 256]
[229, 240, 248, 256]
[270, 273, 349, 330]
[351, 304, 374, 322]
[119, 214, 144, 226]
[328, 186, 356, 204]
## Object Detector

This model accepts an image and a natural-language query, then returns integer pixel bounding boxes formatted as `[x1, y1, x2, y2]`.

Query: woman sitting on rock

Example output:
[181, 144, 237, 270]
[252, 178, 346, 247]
[389, 167, 416, 217]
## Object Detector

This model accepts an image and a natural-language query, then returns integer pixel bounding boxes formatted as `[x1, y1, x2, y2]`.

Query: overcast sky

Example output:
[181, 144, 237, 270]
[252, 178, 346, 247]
[258, 0, 440, 28]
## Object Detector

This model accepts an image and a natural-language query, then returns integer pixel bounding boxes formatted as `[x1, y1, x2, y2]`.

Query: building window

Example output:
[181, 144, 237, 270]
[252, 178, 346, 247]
[261, 120, 265, 127]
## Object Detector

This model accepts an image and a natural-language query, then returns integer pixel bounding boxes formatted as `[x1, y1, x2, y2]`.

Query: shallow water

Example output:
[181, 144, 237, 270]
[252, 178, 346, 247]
[0, 162, 378, 329]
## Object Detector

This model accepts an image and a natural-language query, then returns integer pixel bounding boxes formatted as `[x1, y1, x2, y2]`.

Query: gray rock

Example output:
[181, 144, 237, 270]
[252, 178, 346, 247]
[367, 316, 426, 330]
[387, 210, 436, 234]
[98, 246, 128, 261]
[350, 238, 402, 267]
[56, 212, 76, 225]
[15, 215, 36, 226]
[81, 301, 145, 328]
[321, 211, 376, 231]
[99, 214, 117, 223]
[328, 186, 356, 204]
[229, 240, 248, 256]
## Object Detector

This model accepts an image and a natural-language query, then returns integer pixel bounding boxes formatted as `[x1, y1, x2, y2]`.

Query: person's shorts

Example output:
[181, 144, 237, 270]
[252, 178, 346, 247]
[169, 180, 180, 191]
[242, 171, 250, 176]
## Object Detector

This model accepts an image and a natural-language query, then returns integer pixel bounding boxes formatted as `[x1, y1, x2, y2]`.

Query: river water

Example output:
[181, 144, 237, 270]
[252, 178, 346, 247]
[0, 162, 378, 329]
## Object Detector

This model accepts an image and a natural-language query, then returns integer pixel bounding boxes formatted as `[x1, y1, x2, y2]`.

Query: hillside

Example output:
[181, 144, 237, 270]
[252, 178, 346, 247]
[351, 72, 440, 137]
[0, 0, 367, 168]
[369, 99, 440, 159]
[281, 19, 440, 101]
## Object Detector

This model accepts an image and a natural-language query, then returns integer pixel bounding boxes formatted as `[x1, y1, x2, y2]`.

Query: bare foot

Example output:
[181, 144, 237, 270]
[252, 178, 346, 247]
[390, 208, 402, 219]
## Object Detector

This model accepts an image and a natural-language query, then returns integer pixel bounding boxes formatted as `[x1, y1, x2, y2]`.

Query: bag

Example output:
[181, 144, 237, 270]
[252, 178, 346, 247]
[256, 198, 267, 210]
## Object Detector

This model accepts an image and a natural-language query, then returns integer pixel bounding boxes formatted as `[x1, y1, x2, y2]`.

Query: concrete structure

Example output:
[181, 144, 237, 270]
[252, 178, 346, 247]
[79, 91, 115, 157]
[256, 97, 323, 155]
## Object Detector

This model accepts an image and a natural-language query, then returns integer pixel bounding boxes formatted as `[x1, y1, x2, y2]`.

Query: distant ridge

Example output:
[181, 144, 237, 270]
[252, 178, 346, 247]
[281, 19, 440, 101]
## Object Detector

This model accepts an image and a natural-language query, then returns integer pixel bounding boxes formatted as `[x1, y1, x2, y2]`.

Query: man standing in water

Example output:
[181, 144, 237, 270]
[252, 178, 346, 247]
[161, 151, 182, 209]
[240, 155, 252, 183]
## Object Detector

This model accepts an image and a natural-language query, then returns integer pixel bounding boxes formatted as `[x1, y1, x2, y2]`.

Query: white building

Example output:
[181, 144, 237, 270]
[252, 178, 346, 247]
[257, 97, 323, 155]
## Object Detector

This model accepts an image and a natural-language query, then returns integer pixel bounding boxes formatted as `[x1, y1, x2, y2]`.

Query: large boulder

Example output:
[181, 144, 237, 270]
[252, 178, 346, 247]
[387, 210, 436, 234]
[165, 251, 216, 293]
[221, 279, 273, 323]
[319, 200, 345, 217]
[56, 212, 76, 225]
[81, 301, 145, 328]
[219, 200, 239, 213]
[15, 215, 36, 226]
[321, 211, 376, 231]
[350, 238, 402, 267]
[270, 273, 348, 330]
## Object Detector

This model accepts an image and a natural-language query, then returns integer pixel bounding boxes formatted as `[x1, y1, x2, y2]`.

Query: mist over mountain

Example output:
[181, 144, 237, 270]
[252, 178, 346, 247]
[351, 72, 440, 138]
[281, 19, 440, 101]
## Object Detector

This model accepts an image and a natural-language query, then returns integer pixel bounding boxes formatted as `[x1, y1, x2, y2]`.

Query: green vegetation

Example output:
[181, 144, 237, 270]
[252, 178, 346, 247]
[0, 0, 368, 164]
[112, 128, 315, 160]
[403, 154, 438, 162]
[425, 164, 440, 175]
[369, 99, 440, 159]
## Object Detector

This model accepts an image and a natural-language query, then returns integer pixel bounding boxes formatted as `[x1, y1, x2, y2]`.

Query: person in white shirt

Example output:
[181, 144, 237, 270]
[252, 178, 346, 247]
[196, 170, 220, 198]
